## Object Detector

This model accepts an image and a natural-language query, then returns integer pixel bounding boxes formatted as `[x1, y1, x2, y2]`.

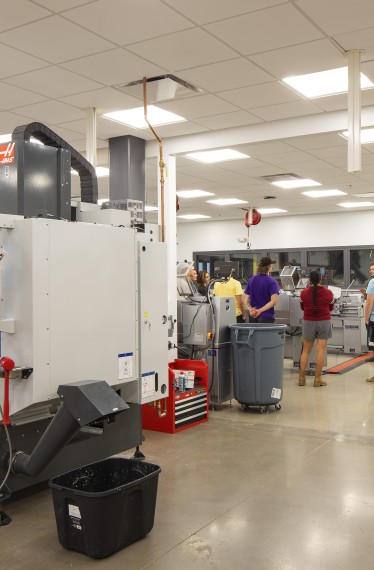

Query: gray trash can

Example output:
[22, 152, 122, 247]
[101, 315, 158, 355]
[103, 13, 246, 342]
[229, 323, 286, 413]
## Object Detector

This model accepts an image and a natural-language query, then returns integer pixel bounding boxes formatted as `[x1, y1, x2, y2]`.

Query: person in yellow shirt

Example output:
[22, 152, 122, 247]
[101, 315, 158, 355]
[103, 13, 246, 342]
[213, 277, 245, 322]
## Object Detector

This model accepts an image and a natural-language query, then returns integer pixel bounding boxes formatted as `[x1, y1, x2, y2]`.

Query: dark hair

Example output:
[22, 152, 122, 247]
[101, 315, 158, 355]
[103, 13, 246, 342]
[309, 270, 321, 315]
[197, 270, 209, 287]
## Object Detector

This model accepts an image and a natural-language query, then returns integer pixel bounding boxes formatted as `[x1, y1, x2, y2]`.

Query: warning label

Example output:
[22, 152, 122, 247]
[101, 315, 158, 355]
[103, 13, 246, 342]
[0, 143, 15, 165]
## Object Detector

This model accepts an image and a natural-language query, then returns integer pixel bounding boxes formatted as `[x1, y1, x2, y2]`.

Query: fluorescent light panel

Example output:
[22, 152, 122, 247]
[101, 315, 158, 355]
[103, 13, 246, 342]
[341, 128, 374, 144]
[283, 67, 374, 98]
[72, 167, 109, 177]
[271, 179, 321, 189]
[207, 198, 248, 205]
[178, 214, 211, 219]
[257, 208, 287, 214]
[338, 201, 374, 208]
[302, 189, 346, 198]
[185, 149, 249, 163]
[0, 134, 43, 144]
[102, 105, 186, 129]
[177, 189, 215, 198]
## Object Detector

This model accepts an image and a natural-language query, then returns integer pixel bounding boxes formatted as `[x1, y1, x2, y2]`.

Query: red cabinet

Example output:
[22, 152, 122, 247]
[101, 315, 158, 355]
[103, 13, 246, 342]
[142, 359, 209, 434]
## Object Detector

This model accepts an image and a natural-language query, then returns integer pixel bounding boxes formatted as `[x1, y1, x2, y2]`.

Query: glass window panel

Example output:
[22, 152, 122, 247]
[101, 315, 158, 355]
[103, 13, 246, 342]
[267, 251, 302, 286]
[230, 252, 265, 286]
[350, 249, 374, 287]
[306, 249, 344, 286]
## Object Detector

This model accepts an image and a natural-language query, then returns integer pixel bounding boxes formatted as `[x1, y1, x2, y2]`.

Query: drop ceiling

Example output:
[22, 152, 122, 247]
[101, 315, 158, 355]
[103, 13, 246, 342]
[2, 0, 374, 222]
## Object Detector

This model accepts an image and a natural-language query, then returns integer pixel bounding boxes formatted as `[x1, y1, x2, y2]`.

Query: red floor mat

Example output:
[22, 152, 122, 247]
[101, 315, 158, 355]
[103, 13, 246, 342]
[324, 352, 374, 374]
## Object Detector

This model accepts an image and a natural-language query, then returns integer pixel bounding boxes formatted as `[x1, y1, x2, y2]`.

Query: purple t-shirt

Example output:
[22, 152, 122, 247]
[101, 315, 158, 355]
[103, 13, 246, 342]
[244, 274, 279, 319]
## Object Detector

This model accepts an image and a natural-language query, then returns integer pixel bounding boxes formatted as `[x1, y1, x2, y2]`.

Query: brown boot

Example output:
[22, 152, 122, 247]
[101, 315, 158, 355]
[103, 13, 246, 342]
[298, 372, 306, 386]
[314, 376, 327, 387]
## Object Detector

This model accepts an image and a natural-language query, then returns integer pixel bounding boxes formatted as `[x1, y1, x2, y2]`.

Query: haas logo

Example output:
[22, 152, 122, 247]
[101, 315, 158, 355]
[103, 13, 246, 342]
[0, 142, 15, 165]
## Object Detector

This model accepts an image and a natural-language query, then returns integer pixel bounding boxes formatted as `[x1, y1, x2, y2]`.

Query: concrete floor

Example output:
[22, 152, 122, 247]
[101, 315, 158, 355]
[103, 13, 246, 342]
[3, 353, 374, 570]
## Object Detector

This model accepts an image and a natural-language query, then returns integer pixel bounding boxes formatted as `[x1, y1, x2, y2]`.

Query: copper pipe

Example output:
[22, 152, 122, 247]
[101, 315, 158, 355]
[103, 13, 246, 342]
[143, 77, 166, 242]
[157, 398, 167, 418]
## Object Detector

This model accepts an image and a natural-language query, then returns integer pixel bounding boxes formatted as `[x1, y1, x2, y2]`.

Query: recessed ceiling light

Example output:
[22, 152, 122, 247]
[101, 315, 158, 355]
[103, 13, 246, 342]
[207, 198, 248, 206]
[0, 134, 43, 144]
[271, 179, 321, 189]
[72, 167, 109, 177]
[185, 149, 250, 163]
[177, 190, 215, 198]
[338, 201, 374, 208]
[341, 128, 374, 144]
[302, 189, 347, 198]
[354, 192, 374, 198]
[178, 214, 211, 219]
[145, 205, 158, 212]
[257, 208, 287, 214]
[283, 67, 374, 98]
[96, 166, 109, 177]
[102, 105, 186, 129]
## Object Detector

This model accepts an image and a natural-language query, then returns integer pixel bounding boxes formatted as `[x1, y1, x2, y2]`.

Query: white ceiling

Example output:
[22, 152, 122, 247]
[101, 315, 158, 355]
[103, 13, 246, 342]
[2, 0, 374, 222]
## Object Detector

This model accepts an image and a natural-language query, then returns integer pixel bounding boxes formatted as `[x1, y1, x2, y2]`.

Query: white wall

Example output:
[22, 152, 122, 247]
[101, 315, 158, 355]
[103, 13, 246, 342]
[177, 211, 373, 262]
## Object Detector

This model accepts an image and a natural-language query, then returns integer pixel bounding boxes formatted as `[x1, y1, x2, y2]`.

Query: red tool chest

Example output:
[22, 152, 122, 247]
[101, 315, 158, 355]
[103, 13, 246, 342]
[142, 359, 209, 434]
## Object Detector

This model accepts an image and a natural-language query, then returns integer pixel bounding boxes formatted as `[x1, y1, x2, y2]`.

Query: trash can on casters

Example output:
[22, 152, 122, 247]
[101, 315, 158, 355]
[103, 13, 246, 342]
[49, 457, 161, 559]
[229, 323, 287, 413]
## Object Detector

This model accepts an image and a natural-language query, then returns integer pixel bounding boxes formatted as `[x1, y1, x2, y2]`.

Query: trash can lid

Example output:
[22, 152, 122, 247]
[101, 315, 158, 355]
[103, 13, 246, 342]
[228, 323, 287, 330]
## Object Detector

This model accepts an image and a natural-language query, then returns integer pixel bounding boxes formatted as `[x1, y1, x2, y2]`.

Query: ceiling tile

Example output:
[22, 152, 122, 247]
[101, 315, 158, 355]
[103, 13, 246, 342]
[160, 94, 239, 119]
[61, 48, 164, 86]
[218, 82, 300, 109]
[0, 110, 36, 132]
[162, 0, 286, 25]
[296, 0, 374, 35]
[128, 28, 237, 70]
[0, 82, 47, 109]
[178, 58, 273, 92]
[286, 134, 346, 150]
[337, 28, 374, 61]
[0, 0, 51, 32]
[12, 100, 85, 124]
[204, 4, 323, 55]
[245, 141, 298, 156]
[0, 16, 115, 64]
[251, 100, 323, 121]
[4, 67, 102, 98]
[64, 0, 192, 45]
[0, 45, 48, 79]
[249, 40, 345, 79]
[193, 111, 262, 130]
[59, 87, 140, 113]
[34, 0, 104, 11]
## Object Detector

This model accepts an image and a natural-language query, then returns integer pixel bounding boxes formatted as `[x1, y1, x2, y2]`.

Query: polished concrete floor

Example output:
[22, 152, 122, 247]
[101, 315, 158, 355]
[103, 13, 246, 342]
[3, 353, 374, 570]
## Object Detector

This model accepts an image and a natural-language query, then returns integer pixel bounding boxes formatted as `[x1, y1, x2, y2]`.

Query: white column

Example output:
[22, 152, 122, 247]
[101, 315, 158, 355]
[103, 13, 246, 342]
[158, 153, 178, 360]
[86, 107, 97, 169]
[347, 50, 363, 173]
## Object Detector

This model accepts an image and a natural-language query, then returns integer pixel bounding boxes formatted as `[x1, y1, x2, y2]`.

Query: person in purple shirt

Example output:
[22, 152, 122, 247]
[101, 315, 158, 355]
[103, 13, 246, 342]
[243, 257, 279, 323]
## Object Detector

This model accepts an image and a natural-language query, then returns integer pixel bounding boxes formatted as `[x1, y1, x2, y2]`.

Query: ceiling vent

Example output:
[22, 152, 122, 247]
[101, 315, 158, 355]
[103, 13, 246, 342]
[115, 74, 204, 103]
[257, 173, 302, 184]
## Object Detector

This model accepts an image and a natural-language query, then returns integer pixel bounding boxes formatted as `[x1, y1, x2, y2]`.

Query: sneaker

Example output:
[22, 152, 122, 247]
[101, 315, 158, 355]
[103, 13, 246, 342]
[366, 376, 374, 382]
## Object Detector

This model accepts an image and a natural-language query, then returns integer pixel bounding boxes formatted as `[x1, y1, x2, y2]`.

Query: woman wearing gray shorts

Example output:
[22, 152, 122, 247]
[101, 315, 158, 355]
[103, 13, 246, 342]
[299, 270, 334, 387]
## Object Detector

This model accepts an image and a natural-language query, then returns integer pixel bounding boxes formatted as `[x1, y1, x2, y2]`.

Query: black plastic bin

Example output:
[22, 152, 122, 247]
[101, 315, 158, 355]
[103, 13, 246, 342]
[49, 457, 161, 559]
[229, 323, 286, 412]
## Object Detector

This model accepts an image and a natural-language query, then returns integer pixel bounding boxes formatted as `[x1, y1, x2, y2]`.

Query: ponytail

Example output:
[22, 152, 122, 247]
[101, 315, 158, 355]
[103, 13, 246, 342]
[309, 270, 321, 315]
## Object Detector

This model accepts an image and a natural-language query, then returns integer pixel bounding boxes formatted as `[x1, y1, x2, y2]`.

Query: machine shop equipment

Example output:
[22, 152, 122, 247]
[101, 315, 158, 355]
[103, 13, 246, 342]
[177, 266, 236, 406]
[275, 267, 367, 369]
[0, 123, 169, 502]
